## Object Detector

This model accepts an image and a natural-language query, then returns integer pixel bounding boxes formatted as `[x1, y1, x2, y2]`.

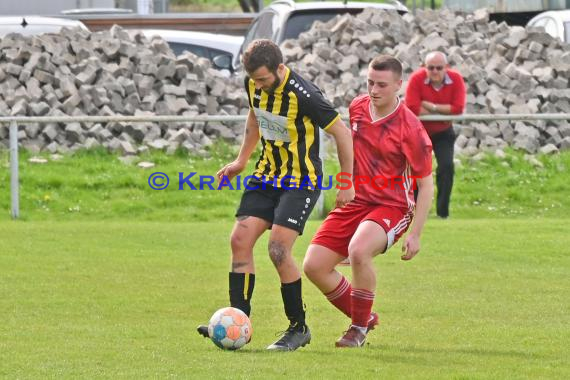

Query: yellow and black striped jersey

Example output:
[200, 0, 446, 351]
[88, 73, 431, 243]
[245, 66, 340, 188]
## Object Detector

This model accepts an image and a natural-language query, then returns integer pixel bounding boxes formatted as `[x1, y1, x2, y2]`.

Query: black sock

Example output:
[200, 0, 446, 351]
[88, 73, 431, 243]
[281, 278, 306, 329]
[229, 272, 255, 317]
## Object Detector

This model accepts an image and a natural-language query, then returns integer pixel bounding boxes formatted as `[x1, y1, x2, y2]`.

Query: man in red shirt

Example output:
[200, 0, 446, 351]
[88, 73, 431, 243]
[405, 51, 466, 218]
[303, 55, 434, 347]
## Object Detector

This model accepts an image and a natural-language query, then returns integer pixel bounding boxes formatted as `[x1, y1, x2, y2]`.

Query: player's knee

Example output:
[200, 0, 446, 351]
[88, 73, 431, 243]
[347, 243, 372, 266]
[302, 256, 319, 280]
[230, 230, 251, 253]
[268, 240, 288, 267]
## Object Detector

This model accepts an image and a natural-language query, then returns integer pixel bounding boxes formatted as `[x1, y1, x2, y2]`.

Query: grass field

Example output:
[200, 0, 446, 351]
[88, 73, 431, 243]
[1, 147, 569, 378]
[1, 146, 569, 221]
[1, 219, 569, 378]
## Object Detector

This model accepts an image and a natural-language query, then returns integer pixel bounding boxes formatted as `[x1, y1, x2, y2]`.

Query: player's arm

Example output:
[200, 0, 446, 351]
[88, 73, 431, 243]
[217, 109, 260, 181]
[325, 118, 355, 207]
[402, 174, 434, 260]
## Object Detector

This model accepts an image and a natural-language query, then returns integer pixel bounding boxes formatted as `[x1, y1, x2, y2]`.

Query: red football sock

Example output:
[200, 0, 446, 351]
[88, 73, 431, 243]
[351, 288, 375, 328]
[324, 276, 351, 318]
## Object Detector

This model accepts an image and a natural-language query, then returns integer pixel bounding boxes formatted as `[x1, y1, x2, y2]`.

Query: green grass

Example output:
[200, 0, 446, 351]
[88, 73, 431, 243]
[0, 146, 568, 377]
[0, 145, 244, 222]
[0, 219, 568, 378]
[1, 146, 569, 221]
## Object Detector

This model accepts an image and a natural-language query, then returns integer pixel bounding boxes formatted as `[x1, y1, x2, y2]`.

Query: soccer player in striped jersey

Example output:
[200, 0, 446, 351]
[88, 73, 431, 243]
[304, 55, 434, 348]
[197, 39, 355, 351]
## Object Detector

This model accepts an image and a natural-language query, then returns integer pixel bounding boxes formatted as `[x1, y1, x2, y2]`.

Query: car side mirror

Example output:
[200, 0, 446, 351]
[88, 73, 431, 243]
[212, 54, 232, 72]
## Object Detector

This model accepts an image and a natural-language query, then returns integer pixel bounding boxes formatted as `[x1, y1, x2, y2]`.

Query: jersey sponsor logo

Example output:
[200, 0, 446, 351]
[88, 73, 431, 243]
[383, 218, 391, 227]
[253, 94, 262, 100]
[254, 108, 291, 142]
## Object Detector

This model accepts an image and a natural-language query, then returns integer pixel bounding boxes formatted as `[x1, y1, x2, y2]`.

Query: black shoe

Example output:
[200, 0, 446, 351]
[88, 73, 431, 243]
[267, 324, 311, 351]
[197, 325, 209, 338]
[198, 323, 252, 343]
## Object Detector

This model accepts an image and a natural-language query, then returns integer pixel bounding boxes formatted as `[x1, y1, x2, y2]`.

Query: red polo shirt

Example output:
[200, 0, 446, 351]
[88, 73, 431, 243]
[405, 68, 466, 136]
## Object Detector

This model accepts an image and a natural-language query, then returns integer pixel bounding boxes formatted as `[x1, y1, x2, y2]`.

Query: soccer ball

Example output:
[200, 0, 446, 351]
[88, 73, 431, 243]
[208, 307, 252, 350]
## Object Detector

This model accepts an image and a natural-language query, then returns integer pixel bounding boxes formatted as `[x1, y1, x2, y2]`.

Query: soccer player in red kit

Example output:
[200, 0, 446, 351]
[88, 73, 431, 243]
[303, 55, 434, 347]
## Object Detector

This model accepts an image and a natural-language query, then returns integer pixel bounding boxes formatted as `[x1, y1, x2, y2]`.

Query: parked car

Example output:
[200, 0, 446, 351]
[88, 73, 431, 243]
[237, 0, 408, 69]
[0, 16, 88, 36]
[527, 10, 570, 43]
[241, 1, 408, 50]
[134, 29, 243, 74]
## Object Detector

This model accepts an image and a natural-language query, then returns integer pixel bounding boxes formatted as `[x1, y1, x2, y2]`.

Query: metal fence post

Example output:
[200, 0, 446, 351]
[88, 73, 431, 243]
[0, 113, 569, 220]
[10, 120, 19, 219]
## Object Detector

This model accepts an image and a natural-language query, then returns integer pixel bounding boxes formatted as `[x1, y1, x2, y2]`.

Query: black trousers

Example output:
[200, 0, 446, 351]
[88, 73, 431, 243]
[414, 127, 456, 217]
[431, 127, 456, 218]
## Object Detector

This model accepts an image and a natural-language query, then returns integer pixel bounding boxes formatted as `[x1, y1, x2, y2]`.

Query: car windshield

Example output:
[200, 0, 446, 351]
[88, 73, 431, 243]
[169, 42, 209, 57]
[242, 11, 276, 51]
[168, 42, 232, 61]
[283, 9, 361, 41]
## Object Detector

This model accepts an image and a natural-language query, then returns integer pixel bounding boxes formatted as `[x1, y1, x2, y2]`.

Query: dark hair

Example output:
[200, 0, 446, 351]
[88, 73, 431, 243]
[242, 39, 283, 74]
[369, 55, 403, 78]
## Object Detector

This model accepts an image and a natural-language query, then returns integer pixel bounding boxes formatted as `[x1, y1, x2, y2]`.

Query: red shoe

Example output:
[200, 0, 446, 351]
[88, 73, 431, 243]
[335, 326, 367, 348]
[367, 312, 379, 333]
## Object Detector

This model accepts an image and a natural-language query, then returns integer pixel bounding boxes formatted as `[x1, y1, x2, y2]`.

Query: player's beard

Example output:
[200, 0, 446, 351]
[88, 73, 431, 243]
[264, 71, 281, 93]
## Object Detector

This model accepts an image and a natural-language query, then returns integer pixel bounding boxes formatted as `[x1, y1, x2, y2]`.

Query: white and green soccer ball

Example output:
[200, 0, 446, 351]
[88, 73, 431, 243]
[208, 307, 252, 350]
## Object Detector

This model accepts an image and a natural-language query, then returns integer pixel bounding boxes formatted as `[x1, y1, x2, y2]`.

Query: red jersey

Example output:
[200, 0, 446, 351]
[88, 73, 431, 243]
[348, 95, 433, 211]
[404, 68, 466, 136]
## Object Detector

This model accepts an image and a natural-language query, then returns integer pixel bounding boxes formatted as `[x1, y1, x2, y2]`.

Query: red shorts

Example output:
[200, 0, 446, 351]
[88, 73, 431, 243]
[311, 202, 414, 257]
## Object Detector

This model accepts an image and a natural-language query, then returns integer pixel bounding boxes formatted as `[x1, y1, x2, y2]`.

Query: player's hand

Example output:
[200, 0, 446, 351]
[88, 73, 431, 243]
[335, 187, 355, 208]
[401, 234, 420, 261]
[216, 161, 245, 182]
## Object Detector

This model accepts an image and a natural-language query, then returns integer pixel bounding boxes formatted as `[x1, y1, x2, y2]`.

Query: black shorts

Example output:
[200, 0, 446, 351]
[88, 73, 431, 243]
[236, 178, 321, 235]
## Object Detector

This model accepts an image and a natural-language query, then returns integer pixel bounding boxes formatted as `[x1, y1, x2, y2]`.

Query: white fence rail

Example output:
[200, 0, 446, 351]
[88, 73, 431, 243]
[2, 113, 570, 219]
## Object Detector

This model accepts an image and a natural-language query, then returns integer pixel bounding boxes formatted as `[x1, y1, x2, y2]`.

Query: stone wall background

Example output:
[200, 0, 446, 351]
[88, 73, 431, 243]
[1, 8, 569, 157]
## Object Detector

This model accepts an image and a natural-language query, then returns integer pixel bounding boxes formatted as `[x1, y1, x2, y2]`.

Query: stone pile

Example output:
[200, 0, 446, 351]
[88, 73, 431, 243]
[1, 8, 569, 157]
[281, 8, 570, 155]
[0, 25, 247, 155]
